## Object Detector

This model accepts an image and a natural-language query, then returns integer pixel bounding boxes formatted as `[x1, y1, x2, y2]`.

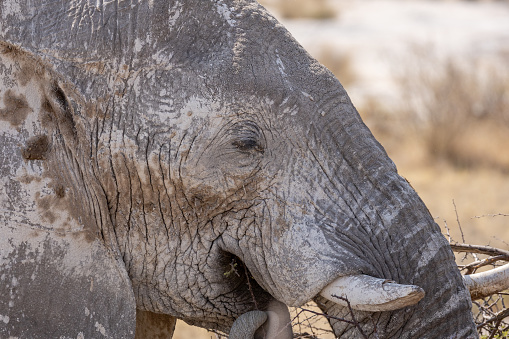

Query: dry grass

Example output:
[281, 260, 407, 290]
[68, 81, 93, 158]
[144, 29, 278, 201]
[396, 45, 509, 171]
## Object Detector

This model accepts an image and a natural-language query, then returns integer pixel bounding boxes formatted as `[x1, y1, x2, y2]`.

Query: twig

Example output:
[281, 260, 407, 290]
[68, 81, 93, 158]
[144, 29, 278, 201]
[472, 213, 509, 219]
[453, 200, 466, 243]
[330, 295, 369, 339]
[491, 236, 509, 248]
[459, 255, 509, 274]
[443, 219, 452, 243]
[299, 307, 369, 339]
[243, 264, 258, 310]
[299, 308, 358, 326]
[488, 318, 503, 339]
[476, 308, 509, 329]
[450, 243, 509, 257]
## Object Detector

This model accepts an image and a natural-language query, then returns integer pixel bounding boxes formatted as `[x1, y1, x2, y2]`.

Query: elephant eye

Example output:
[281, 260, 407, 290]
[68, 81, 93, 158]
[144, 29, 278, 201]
[232, 137, 264, 153]
[230, 121, 265, 154]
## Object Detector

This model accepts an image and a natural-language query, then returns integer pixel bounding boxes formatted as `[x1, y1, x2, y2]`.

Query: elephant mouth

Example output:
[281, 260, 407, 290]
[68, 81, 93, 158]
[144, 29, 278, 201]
[224, 249, 426, 311]
[224, 257, 428, 339]
[219, 252, 294, 339]
[222, 248, 426, 338]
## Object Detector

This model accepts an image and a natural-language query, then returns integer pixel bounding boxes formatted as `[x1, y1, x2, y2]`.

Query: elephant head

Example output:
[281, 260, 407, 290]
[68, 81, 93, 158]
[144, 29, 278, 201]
[2, 0, 505, 338]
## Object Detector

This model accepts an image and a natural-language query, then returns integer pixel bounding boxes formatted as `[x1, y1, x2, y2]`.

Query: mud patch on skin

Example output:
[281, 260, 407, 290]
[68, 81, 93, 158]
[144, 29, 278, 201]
[81, 61, 107, 76]
[17, 174, 42, 185]
[35, 192, 57, 224]
[39, 97, 56, 128]
[21, 135, 50, 160]
[54, 184, 65, 198]
[0, 41, 23, 57]
[0, 89, 32, 127]
[16, 61, 45, 87]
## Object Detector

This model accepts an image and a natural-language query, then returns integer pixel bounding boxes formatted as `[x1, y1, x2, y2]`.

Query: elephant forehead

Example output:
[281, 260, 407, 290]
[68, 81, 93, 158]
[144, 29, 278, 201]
[141, 95, 227, 130]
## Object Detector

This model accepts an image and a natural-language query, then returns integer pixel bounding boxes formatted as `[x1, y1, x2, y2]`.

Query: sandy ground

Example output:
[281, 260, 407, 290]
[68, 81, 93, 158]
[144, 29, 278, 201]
[173, 1, 509, 337]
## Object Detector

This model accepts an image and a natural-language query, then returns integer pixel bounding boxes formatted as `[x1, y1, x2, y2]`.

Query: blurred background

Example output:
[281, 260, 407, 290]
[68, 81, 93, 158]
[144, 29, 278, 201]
[174, 0, 509, 337]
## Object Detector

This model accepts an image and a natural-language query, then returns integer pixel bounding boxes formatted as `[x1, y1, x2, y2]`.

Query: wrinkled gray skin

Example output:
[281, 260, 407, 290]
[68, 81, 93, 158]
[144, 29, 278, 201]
[0, 0, 477, 338]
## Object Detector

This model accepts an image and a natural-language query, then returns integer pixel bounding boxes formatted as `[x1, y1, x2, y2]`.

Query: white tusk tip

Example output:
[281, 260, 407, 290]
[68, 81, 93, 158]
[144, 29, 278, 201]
[320, 275, 425, 312]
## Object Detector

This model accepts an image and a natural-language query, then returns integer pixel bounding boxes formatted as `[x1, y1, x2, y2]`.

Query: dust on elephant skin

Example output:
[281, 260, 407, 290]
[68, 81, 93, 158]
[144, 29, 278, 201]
[0, 90, 32, 127]
[21, 134, 50, 160]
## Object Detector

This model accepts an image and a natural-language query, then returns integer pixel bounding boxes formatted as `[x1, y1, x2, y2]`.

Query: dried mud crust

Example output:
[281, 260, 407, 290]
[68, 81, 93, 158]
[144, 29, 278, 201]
[21, 134, 50, 160]
[0, 89, 32, 127]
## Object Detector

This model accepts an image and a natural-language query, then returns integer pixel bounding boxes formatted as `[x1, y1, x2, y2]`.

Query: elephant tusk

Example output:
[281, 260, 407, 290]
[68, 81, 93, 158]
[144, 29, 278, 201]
[229, 300, 293, 339]
[463, 263, 509, 300]
[320, 275, 425, 312]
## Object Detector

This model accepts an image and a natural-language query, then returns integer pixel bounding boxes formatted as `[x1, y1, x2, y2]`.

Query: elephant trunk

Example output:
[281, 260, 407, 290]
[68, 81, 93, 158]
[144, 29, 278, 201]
[229, 311, 267, 339]
[229, 300, 293, 339]
[313, 206, 477, 338]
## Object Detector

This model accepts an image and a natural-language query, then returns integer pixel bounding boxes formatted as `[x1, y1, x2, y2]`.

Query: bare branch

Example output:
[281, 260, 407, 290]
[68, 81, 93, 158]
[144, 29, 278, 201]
[450, 243, 509, 257]
[472, 213, 509, 219]
[443, 219, 452, 243]
[476, 308, 509, 329]
[299, 305, 369, 339]
[243, 264, 258, 310]
[459, 255, 509, 274]
[330, 295, 369, 339]
[452, 200, 466, 243]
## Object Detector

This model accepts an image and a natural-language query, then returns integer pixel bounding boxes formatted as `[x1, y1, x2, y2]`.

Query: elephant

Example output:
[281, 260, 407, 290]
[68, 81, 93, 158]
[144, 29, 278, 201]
[1, 0, 508, 338]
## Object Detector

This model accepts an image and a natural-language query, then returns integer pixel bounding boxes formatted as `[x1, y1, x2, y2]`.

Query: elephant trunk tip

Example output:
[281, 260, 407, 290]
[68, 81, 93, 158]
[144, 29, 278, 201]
[229, 300, 293, 339]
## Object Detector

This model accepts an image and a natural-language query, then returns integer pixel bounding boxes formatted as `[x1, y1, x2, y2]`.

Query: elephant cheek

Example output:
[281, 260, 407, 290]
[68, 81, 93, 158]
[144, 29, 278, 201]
[250, 221, 367, 307]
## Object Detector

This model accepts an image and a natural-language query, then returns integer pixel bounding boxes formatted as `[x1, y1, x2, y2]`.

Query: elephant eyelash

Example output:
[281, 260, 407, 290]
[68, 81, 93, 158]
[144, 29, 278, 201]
[229, 121, 265, 154]
[232, 137, 264, 153]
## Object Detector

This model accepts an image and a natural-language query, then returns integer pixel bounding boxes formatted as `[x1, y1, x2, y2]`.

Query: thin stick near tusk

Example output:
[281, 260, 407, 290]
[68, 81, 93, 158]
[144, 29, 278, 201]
[320, 275, 425, 312]
[463, 263, 509, 300]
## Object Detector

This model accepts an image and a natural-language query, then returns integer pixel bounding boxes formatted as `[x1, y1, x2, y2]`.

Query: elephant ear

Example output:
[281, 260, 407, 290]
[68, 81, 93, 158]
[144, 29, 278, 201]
[0, 42, 136, 338]
[0, 229, 136, 339]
